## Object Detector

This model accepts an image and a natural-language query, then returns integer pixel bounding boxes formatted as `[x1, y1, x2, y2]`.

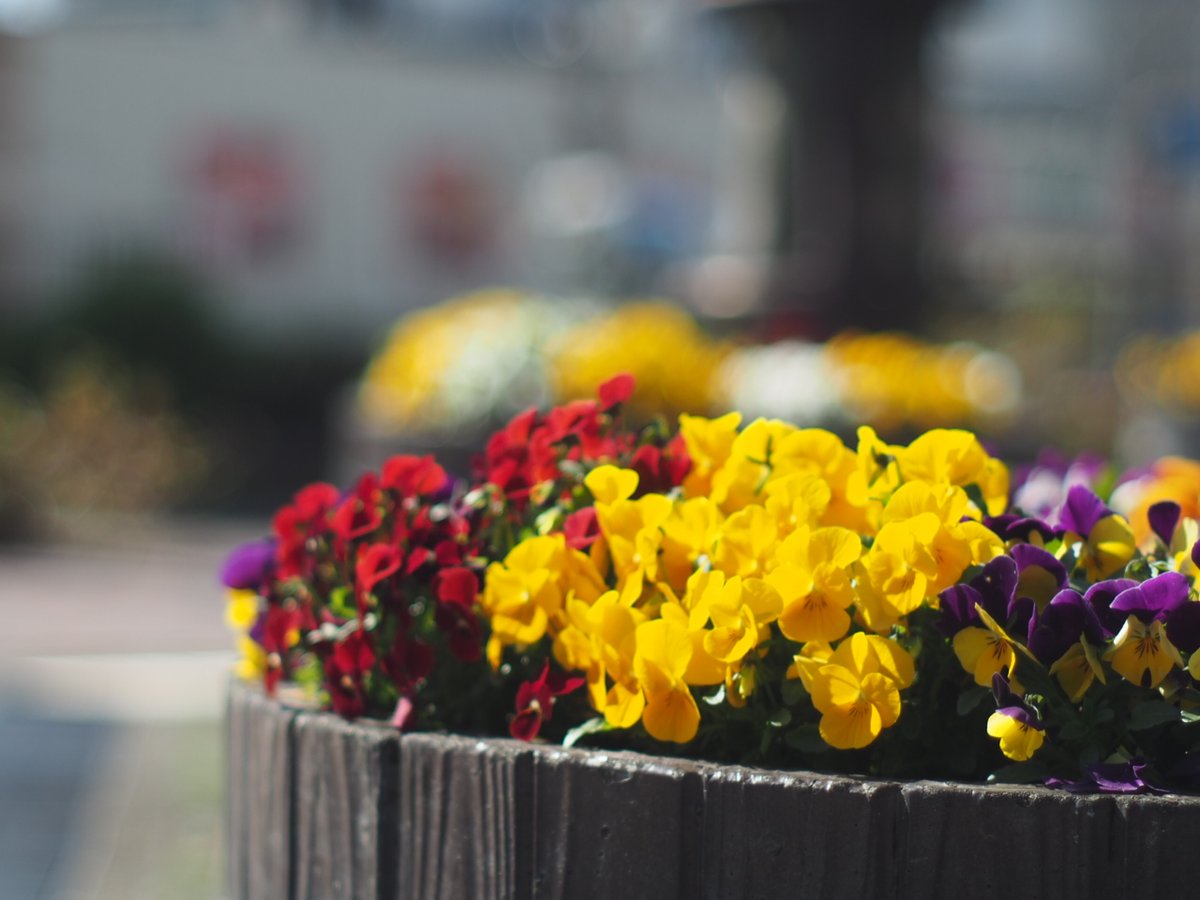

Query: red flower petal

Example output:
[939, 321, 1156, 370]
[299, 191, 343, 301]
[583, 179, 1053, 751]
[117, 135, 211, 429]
[355, 543, 403, 598]
[563, 508, 600, 550]
[437, 567, 479, 606]
[510, 708, 542, 741]
[598, 372, 636, 409]
[381, 454, 448, 496]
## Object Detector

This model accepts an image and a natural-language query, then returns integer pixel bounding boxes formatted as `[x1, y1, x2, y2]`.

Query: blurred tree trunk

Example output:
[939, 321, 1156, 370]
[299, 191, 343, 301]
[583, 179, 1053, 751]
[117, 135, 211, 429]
[718, 0, 950, 335]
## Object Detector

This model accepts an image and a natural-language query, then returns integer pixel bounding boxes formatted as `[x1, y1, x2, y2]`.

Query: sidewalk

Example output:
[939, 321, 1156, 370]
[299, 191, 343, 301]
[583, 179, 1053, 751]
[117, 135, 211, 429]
[0, 517, 261, 900]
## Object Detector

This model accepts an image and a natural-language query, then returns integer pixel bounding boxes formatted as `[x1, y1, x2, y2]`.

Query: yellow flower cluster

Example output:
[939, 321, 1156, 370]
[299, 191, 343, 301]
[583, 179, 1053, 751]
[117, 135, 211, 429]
[1117, 330, 1200, 414]
[547, 302, 729, 421]
[1113, 457, 1200, 548]
[358, 289, 570, 432]
[479, 417, 1010, 748]
[824, 332, 1021, 431]
[225, 589, 267, 681]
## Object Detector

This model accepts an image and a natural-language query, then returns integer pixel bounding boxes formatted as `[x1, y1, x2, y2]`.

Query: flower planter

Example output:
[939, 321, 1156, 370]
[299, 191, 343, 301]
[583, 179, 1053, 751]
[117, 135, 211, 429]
[226, 680, 1200, 900]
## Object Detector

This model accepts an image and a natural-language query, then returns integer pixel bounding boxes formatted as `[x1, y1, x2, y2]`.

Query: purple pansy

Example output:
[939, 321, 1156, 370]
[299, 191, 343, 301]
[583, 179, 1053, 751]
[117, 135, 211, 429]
[1045, 759, 1166, 795]
[1084, 578, 1140, 636]
[1148, 501, 1182, 547]
[983, 513, 1057, 545]
[1026, 589, 1106, 665]
[1011, 543, 1068, 605]
[1106, 572, 1200, 659]
[1166, 602, 1200, 656]
[1110, 571, 1190, 623]
[1058, 485, 1111, 538]
[220, 538, 278, 590]
[938, 556, 1018, 637]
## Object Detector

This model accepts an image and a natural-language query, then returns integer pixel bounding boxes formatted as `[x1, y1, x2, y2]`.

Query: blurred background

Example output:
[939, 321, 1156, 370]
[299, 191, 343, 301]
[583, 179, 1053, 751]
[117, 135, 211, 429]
[4, 0, 1200, 895]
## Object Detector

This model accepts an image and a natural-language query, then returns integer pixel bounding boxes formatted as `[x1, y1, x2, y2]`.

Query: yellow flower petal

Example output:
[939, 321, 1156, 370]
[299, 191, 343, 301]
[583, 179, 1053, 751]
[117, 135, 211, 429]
[642, 685, 700, 743]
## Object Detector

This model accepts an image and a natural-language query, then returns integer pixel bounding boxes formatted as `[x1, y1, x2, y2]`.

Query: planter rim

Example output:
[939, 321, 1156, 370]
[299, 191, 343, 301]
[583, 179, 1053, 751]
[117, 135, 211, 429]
[247, 681, 1199, 809]
[228, 680, 1200, 900]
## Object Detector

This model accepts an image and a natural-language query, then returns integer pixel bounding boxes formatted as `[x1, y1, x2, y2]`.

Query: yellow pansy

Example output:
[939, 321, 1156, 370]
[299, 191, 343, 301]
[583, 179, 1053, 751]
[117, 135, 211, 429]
[225, 588, 260, 632]
[898, 429, 1009, 516]
[1104, 615, 1183, 689]
[660, 496, 725, 592]
[584, 464, 640, 505]
[710, 418, 797, 512]
[633, 618, 700, 742]
[713, 505, 779, 579]
[1071, 514, 1137, 583]
[767, 526, 861, 644]
[234, 633, 268, 681]
[762, 471, 831, 537]
[1049, 638, 1106, 702]
[481, 535, 567, 666]
[986, 708, 1045, 761]
[679, 412, 742, 499]
[809, 664, 901, 750]
[857, 515, 940, 623]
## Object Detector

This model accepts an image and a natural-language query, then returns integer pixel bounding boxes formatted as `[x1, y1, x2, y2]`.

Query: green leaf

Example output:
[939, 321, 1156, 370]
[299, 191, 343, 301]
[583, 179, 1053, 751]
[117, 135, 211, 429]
[1128, 701, 1181, 731]
[768, 709, 793, 729]
[956, 687, 988, 716]
[780, 679, 808, 706]
[329, 586, 356, 620]
[784, 725, 828, 754]
[1057, 721, 1088, 741]
[293, 656, 323, 691]
[987, 761, 1048, 784]
[562, 717, 612, 749]
[535, 508, 563, 536]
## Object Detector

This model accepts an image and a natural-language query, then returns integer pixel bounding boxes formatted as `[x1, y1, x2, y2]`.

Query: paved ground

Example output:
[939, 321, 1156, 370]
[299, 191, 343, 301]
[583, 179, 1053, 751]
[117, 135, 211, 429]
[0, 517, 261, 900]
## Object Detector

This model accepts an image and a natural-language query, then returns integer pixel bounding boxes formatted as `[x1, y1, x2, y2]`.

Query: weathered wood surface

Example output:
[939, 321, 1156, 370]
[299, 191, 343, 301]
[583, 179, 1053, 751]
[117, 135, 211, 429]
[227, 682, 1200, 900]
[227, 683, 295, 900]
[292, 712, 399, 900]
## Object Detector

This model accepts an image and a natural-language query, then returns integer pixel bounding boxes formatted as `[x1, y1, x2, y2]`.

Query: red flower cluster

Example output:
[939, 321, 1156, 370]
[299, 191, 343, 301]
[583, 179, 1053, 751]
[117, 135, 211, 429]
[476, 373, 686, 505]
[225, 373, 693, 734]
[259, 453, 483, 719]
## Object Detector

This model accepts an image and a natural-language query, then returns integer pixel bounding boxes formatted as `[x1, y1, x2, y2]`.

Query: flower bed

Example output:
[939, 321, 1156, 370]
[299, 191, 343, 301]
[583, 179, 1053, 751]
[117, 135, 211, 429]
[227, 680, 1200, 900]
[225, 374, 1200, 796]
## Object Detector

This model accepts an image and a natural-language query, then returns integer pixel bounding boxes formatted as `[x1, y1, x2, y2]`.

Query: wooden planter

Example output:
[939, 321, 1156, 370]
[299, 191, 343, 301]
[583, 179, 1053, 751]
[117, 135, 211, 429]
[227, 681, 1200, 900]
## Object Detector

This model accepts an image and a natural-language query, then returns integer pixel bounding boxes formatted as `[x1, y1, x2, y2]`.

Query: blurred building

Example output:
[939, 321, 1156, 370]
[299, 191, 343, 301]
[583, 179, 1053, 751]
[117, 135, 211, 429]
[0, 0, 725, 341]
[929, 0, 1200, 347]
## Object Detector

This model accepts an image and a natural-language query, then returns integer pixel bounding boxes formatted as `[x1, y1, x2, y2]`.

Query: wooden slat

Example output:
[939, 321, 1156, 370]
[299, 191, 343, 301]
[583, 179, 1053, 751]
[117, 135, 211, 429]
[394, 733, 532, 900]
[694, 768, 902, 899]
[527, 747, 704, 900]
[292, 713, 400, 900]
[227, 683, 296, 900]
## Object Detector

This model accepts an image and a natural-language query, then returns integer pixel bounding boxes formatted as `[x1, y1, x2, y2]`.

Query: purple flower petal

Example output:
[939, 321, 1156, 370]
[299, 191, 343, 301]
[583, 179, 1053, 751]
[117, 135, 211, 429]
[973, 555, 1019, 621]
[938, 584, 982, 637]
[991, 672, 1023, 709]
[1111, 571, 1190, 622]
[1058, 485, 1110, 537]
[220, 538, 277, 590]
[1027, 590, 1088, 665]
[1045, 759, 1166, 794]
[1007, 595, 1036, 639]
[996, 705, 1043, 730]
[1166, 601, 1200, 656]
[984, 515, 1056, 543]
[1148, 501, 1182, 546]
[1085, 578, 1140, 636]
[1012, 544, 1068, 585]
